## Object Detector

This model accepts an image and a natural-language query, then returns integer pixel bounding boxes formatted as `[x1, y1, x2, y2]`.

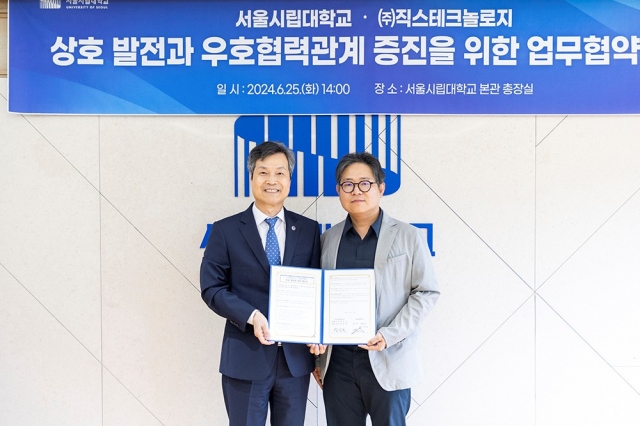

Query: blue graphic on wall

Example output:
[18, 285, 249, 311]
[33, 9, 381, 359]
[234, 115, 401, 197]
[201, 113, 434, 255]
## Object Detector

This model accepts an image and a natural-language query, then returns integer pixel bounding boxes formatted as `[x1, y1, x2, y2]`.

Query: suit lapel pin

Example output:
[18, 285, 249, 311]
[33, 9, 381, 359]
[291, 226, 296, 231]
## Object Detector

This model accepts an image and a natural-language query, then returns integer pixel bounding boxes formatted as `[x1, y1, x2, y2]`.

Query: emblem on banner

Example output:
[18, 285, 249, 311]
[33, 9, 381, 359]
[40, 0, 61, 8]
[233, 115, 402, 197]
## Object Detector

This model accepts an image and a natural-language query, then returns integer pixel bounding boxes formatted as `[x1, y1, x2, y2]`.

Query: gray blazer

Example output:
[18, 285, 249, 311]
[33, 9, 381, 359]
[318, 212, 440, 391]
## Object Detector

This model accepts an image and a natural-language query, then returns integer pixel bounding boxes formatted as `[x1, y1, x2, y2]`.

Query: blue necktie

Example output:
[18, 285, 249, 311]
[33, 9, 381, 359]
[264, 217, 281, 266]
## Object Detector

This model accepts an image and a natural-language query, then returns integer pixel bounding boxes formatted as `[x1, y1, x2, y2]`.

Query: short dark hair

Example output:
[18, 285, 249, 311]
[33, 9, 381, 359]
[335, 152, 386, 184]
[247, 141, 295, 177]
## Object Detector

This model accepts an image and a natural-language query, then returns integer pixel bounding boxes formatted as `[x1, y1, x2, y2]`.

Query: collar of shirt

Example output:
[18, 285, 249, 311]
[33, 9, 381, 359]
[252, 203, 286, 226]
[252, 203, 286, 254]
[343, 208, 383, 238]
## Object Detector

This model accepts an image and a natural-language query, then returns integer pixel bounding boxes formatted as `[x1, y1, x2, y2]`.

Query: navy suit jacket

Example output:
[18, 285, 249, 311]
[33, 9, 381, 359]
[200, 204, 321, 381]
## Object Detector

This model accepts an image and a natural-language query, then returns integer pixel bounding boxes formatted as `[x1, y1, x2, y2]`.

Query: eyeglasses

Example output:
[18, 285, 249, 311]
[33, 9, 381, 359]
[338, 181, 377, 193]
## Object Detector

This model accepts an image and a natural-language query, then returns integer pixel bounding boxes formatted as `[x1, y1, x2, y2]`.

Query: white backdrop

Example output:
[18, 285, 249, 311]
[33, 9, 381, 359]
[1, 78, 640, 425]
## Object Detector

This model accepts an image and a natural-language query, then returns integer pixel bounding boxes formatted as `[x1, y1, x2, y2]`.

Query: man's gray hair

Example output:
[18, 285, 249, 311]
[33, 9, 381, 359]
[247, 141, 295, 177]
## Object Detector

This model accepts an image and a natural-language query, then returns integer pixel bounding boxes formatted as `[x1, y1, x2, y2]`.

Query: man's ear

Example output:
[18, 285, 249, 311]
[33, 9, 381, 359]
[379, 182, 386, 196]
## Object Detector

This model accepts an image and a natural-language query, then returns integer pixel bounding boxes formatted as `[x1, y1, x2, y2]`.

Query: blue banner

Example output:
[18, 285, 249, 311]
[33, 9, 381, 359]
[9, 0, 640, 114]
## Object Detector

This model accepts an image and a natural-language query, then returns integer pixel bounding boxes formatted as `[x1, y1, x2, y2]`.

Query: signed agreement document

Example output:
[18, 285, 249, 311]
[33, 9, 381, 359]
[268, 265, 376, 345]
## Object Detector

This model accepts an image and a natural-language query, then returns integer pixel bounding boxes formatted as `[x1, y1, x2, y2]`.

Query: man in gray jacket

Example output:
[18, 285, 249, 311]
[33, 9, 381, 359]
[314, 152, 440, 426]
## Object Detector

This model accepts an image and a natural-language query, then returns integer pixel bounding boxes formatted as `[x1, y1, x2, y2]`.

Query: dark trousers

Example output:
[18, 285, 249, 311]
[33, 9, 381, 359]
[323, 345, 411, 426]
[222, 346, 311, 426]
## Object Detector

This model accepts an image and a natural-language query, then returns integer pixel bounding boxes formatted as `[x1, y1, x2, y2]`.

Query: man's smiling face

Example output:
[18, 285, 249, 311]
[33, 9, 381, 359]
[250, 152, 291, 215]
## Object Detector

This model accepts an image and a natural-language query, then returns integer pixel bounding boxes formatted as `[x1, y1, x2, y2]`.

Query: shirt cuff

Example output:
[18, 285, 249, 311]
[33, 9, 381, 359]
[247, 309, 259, 325]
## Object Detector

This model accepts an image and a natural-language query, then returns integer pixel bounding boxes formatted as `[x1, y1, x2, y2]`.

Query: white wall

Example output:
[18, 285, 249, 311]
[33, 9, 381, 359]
[1, 78, 639, 425]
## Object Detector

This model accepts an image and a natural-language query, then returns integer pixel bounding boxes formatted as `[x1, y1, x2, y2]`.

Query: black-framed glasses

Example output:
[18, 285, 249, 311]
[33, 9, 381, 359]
[339, 181, 377, 193]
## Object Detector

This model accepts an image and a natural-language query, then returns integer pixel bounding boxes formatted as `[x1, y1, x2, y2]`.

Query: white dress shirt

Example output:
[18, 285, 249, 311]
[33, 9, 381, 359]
[248, 204, 286, 326]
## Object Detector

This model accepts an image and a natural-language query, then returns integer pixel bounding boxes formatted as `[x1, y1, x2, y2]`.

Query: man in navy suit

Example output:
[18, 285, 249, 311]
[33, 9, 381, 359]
[201, 141, 321, 426]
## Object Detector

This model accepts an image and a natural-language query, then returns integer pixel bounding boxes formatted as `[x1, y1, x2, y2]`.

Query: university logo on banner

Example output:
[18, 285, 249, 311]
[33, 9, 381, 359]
[40, 0, 61, 9]
[233, 115, 401, 197]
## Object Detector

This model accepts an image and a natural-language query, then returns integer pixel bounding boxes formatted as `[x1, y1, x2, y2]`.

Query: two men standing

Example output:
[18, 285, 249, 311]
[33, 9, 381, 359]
[201, 142, 439, 426]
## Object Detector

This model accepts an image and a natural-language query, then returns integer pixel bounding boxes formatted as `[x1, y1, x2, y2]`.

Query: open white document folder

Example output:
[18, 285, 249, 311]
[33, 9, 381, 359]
[268, 265, 376, 345]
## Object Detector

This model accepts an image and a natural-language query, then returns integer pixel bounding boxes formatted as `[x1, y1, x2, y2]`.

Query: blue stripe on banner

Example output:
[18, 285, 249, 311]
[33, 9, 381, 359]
[355, 115, 366, 153]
